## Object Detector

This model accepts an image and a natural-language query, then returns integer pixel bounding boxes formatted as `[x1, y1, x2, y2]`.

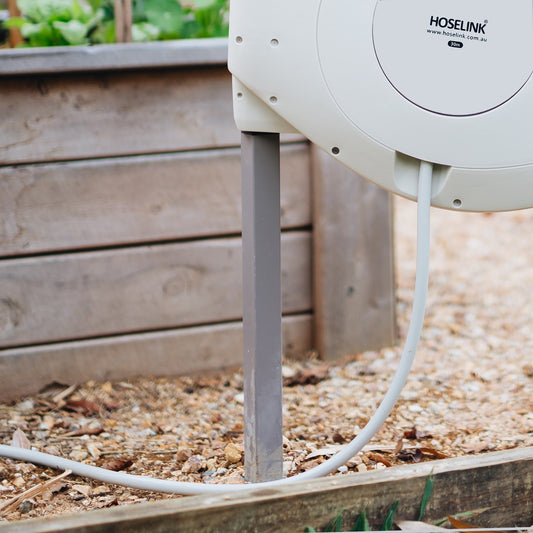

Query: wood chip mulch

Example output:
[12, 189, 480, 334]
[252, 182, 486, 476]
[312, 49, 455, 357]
[1, 196, 532, 522]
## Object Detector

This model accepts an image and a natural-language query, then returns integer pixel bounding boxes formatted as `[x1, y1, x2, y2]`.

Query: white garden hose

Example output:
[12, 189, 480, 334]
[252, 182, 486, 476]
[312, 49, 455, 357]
[0, 160, 433, 495]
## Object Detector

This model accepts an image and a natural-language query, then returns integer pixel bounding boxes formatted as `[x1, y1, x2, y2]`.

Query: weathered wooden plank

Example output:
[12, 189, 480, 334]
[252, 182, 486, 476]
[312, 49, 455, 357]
[2, 448, 532, 532]
[0, 39, 229, 75]
[0, 144, 311, 256]
[312, 146, 396, 358]
[0, 232, 311, 348]
[0, 314, 312, 402]
[0, 67, 237, 164]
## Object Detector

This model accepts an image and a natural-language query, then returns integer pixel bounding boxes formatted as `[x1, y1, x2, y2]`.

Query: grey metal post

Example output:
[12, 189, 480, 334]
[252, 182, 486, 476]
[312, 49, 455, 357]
[241, 132, 283, 482]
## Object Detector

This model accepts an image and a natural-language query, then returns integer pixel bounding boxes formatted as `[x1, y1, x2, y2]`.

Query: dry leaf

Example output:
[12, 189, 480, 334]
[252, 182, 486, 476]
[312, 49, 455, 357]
[367, 451, 393, 467]
[195, 377, 220, 388]
[419, 446, 448, 459]
[394, 438, 404, 454]
[447, 515, 491, 533]
[98, 458, 133, 471]
[65, 399, 101, 416]
[397, 520, 448, 531]
[404, 427, 433, 440]
[11, 428, 31, 450]
[398, 447, 423, 462]
[332, 431, 347, 444]
[62, 425, 103, 437]
[284, 365, 329, 386]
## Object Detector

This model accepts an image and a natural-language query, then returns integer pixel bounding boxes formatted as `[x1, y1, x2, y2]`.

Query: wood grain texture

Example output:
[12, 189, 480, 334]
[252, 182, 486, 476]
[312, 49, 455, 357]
[0, 232, 311, 347]
[2, 448, 531, 532]
[312, 146, 396, 358]
[0, 314, 312, 401]
[0, 67, 238, 164]
[0, 144, 311, 256]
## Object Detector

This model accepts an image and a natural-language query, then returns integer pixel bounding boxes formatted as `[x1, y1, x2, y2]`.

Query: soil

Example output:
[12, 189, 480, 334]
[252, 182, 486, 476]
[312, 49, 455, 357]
[1, 196, 532, 523]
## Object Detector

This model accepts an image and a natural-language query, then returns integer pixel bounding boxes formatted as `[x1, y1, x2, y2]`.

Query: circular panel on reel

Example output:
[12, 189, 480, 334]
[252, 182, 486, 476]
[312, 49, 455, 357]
[372, 0, 533, 116]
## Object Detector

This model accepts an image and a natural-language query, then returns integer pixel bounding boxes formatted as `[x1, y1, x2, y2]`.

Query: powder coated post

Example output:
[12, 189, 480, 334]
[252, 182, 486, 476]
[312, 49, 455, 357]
[241, 132, 283, 483]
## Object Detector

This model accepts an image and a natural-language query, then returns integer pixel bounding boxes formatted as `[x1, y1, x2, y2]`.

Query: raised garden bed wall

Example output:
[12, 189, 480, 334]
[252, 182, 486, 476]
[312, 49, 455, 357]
[0, 39, 396, 401]
[1, 448, 532, 532]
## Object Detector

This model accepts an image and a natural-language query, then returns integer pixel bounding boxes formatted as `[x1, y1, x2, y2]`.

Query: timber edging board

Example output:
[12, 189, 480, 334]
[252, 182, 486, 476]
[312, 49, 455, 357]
[0, 38, 229, 75]
[1, 447, 532, 532]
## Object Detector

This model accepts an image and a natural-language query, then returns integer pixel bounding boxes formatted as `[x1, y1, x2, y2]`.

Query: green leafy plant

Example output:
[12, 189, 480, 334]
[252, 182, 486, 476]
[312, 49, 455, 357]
[3, 0, 229, 47]
[132, 0, 228, 42]
[4, 0, 113, 46]
[188, 0, 229, 38]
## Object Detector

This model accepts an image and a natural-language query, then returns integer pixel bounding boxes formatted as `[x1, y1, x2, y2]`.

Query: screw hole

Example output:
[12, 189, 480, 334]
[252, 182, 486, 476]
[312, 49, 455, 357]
[269, 96, 278, 104]
[270, 38, 279, 47]
[332, 146, 340, 155]
[235, 36, 243, 44]
[453, 198, 462, 208]
[236, 92, 243, 99]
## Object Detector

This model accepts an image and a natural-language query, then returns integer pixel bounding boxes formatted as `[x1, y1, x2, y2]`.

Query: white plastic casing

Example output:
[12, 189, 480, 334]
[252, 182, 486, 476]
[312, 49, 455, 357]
[228, 0, 533, 212]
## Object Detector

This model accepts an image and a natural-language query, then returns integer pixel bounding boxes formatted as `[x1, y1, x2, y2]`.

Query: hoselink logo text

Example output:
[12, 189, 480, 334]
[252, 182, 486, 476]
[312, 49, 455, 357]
[429, 16, 486, 34]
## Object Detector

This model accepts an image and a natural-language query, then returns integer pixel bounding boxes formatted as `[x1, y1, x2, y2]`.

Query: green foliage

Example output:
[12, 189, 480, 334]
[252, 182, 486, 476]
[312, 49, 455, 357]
[418, 471, 434, 521]
[303, 472, 436, 532]
[4, 0, 229, 47]
[351, 509, 371, 531]
[188, 0, 229, 38]
[324, 510, 344, 532]
[381, 501, 399, 531]
[5, 0, 109, 46]
[132, 0, 229, 41]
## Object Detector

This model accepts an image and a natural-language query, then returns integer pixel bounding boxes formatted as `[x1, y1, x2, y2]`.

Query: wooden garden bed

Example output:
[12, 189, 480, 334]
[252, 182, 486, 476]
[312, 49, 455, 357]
[0, 40, 395, 401]
[1, 447, 531, 532]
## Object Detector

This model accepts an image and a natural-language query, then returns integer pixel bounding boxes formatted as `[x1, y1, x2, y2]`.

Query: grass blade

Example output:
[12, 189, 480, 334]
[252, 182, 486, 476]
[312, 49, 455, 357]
[325, 510, 344, 531]
[419, 472, 434, 520]
[352, 509, 371, 531]
[382, 500, 399, 531]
